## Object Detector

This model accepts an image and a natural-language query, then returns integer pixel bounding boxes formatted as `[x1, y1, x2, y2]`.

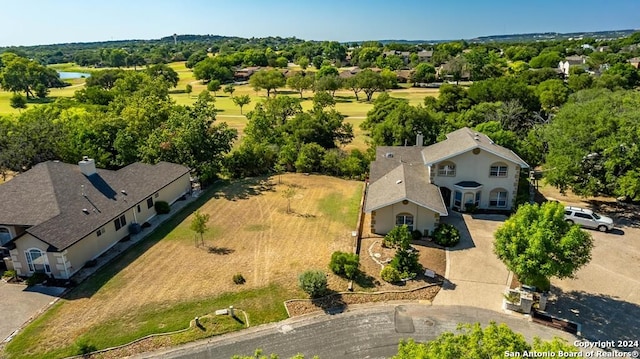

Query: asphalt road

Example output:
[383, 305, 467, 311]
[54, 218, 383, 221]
[134, 304, 578, 359]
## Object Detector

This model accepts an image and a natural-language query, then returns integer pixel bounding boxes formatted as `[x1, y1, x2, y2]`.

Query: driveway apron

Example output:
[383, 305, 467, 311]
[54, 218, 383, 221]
[432, 212, 511, 311]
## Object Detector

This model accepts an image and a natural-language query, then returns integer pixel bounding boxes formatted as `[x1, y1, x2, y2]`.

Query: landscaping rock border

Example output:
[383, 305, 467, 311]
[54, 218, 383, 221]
[285, 283, 442, 317]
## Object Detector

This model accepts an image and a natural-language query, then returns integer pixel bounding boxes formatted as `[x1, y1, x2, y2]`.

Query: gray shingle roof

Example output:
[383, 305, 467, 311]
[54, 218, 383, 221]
[0, 161, 190, 251]
[421, 127, 529, 167]
[365, 162, 447, 215]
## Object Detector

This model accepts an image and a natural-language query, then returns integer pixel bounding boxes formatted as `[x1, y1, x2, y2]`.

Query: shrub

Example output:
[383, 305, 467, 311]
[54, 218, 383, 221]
[432, 223, 461, 247]
[382, 225, 411, 249]
[411, 229, 423, 241]
[233, 273, 246, 285]
[298, 270, 328, 298]
[154, 200, 170, 214]
[25, 272, 49, 286]
[380, 265, 401, 283]
[329, 251, 359, 279]
[75, 338, 97, 355]
[390, 248, 422, 280]
[2, 270, 17, 279]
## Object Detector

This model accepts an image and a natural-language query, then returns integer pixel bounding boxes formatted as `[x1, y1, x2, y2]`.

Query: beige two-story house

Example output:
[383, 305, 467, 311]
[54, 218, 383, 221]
[364, 127, 529, 236]
[0, 158, 191, 279]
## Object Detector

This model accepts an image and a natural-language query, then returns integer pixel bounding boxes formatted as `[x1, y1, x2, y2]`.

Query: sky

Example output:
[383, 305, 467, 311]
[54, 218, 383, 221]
[1, 0, 639, 47]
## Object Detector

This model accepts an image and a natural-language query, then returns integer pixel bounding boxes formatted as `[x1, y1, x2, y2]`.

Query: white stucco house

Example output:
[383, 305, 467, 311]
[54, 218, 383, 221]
[0, 158, 191, 279]
[365, 127, 529, 236]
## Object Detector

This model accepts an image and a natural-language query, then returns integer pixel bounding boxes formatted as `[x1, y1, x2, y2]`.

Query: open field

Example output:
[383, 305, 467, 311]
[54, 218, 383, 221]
[4, 174, 363, 358]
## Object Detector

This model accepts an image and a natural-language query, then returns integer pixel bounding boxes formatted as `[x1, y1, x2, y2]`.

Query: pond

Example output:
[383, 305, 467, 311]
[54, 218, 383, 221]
[57, 71, 91, 79]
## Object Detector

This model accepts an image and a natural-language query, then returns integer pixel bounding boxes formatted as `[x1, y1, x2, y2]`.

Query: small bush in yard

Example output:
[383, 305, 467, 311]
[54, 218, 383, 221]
[25, 272, 49, 286]
[382, 225, 411, 249]
[2, 270, 17, 279]
[329, 251, 359, 279]
[411, 229, 423, 241]
[233, 274, 246, 285]
[432, 223, 460, 247]
[390, 248, 422, 280]
[154, 200, 170, 214]
[298, 270, 328, 298]
[381, 265, 401, 283]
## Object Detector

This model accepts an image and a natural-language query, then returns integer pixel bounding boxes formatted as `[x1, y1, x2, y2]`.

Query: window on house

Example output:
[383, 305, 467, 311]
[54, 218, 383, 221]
[154, 192, 159, 198]
[489, 190, 508, 208]
[25, 248, 50, 273]
[475, 192, 481, 207]
[96, 227, 105, 237]
[454, 191, 462, 208]
[0, 227, 11, 245]
[438, 162, 456, 176]
[147, 197, 154, 209]
[114, 214, 126, 231]
[137, 205, 141, 213]
[395, 213, 414, 231]
[490, 163, 508, 177]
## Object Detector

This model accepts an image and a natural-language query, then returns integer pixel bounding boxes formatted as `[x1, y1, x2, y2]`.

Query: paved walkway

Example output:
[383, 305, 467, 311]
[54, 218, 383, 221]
[432, 212, 511, 311]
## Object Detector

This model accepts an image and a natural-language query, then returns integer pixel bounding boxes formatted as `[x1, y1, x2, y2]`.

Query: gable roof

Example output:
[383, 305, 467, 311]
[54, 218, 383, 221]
[421, 127, 529, 168]
[0, 161, 190, 251]
[365, 163, 447, 215]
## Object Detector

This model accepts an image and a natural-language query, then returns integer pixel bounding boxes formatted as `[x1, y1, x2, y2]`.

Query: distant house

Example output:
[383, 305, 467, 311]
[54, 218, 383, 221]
[558, 55, 587, 76]
[437, 60, 471, 81]
[417, 50, 433, 63]
[0, 158, 191, 279]
[382, 50, 411, 65]
[233, 66, 261, 82]
[339, 67, 361, 79]
[629, 57, 640, 69]
[365, 128, 528, 236]
[395, 69, 414, 83]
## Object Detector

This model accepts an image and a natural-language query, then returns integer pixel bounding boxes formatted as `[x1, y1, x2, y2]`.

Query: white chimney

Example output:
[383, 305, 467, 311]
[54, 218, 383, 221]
[416, 132, 424, 147]
[79, 156, 97, 176]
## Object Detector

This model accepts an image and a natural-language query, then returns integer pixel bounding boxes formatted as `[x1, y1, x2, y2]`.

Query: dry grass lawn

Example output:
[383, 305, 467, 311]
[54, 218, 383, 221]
[6, 174, 363, 358]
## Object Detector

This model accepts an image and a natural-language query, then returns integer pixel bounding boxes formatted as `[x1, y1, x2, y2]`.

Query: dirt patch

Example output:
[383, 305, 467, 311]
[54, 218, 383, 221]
[15, 174, 364, 354]
[286, 285, 441, 317]
[279, 233, 447, 317]
[358, 237, 446, 292]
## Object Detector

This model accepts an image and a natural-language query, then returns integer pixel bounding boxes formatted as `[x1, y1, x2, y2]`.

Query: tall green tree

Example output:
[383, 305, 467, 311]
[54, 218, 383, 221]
[232, 94, 251, 115]
[249, 69, 286, 97]
[145, 64, 179, 87]
[393, 322, 577, 359]
[543, 89, 640, 200]
[494, 202, 593, 290]
[141, 95, 237, 183]
[411, 62, 436, 84]
[286, 72, 314, 98]
[354, 69, 386, 101]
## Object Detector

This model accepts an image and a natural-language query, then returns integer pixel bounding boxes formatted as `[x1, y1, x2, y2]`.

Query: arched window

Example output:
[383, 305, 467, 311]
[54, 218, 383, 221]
[489, 188, 508, 208]
[25, 248, 50, 273]
[438, 161, 456, 177]
[0, 227, 11, 245]
[489, 162, 508, 177]
[396, 213, 414, 231]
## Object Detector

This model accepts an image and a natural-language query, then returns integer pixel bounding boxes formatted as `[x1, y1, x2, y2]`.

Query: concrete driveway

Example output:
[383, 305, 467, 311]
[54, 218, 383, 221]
[0, 282, 65, 342]
[546, 225, 640, 343]
[432, 212, 510, 311]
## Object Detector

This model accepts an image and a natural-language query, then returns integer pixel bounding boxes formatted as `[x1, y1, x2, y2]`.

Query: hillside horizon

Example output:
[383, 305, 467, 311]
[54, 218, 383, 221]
[1, 28, 637, 49]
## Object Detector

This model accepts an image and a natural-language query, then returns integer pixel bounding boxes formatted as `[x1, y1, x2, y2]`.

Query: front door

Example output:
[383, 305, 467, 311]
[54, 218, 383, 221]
[440, 187, 452, 208]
